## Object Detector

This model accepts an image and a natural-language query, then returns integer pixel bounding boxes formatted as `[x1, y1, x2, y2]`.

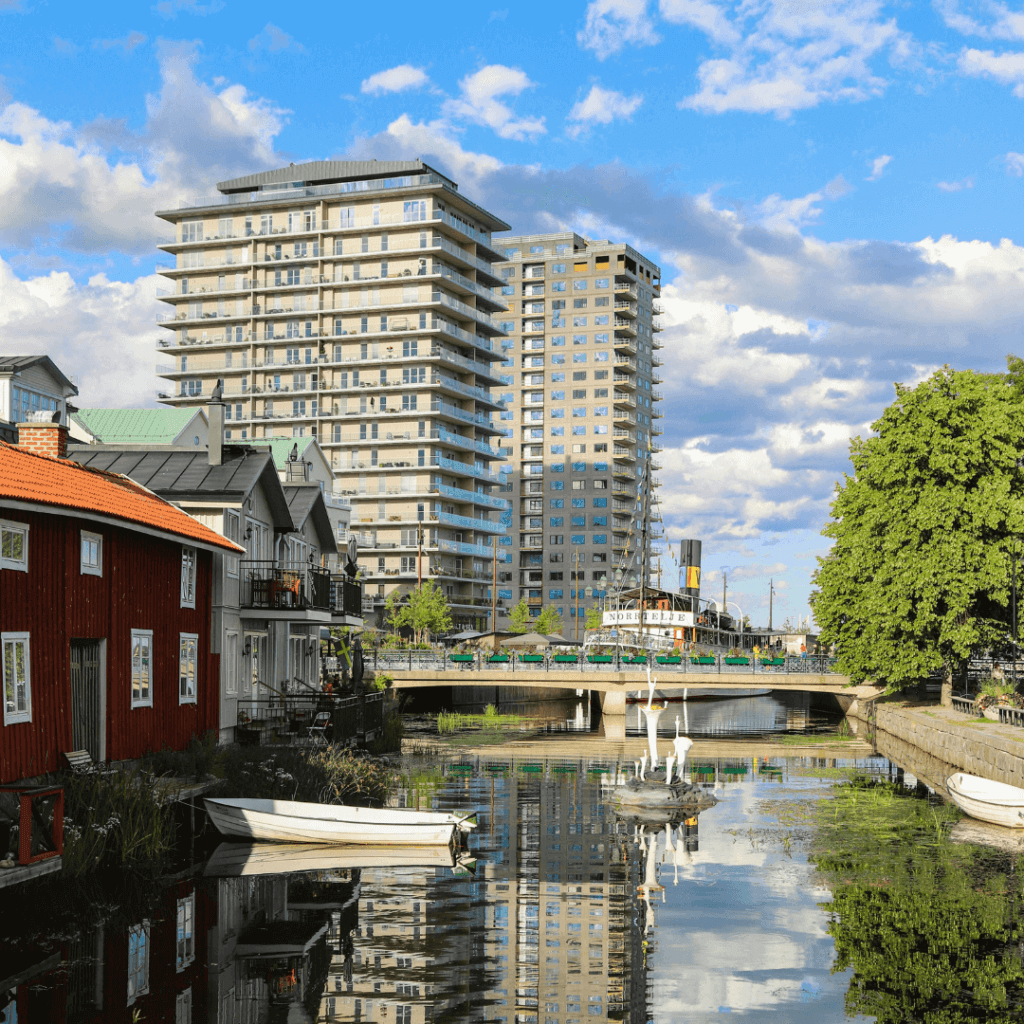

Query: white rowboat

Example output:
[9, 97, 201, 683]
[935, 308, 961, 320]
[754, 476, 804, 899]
[945, 773, 1024, 829]
[204, 797, 475, 846]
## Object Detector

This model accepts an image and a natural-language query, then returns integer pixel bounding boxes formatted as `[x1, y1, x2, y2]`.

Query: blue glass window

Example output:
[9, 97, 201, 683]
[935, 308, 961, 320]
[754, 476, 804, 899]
[501, 285, 514, 295]
[530, 245, 544, 253]
[551, 390, 565, 400]
[550, 518, 563, 527]
[550, 445, 564, 454]
[572, 425, 586, 435]
[500, 392, 514, 402]
[500, 321, 515, 332]
[593, 497, 608, 507]
[573, 334, 587, 345]
[499, 589, 512, 599]
[571, 516, 585, 526]
[594, 406, 608, 416]
[572, 461, 586, 471]
[500, 374, 513, 384]
[594, 315, 609, 325]
[550, 499, 564, 509]
[551, 372, 565, 382]
[594, 352, 609, 362]
[551, 353, 565, 364]
[551, 281, 566, 292]
[551, 481, 564, 491]
[571, 498, 585, 508]
[551, 408, 564, 418]
[550, 425, 565, 436]
[551, 463, 564, 472]
[551, 335, 565, 346]
[553, 263, 566, 273]
[571, 534, 585, 544]
[593, 534, 607, 544]
[573, 316, 587, 327]
[504, 248, 519, 258]
[573, 353, 587, 363]
[593, 515, 607, 526]
[594, 333, 609, 343]
[549, 588, 563, 598]
[593, 425, 608, 434]
[594, 462, 608, 471]
[573, 280, 588, 290]
[500, 410, 513, 420]
[596, 278, 609, 288]
[572, 407, 586, 417]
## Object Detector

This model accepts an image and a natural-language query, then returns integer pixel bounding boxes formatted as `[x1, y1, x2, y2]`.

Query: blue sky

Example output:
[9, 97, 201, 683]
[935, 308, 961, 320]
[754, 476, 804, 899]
[4, 0, 1024, 628]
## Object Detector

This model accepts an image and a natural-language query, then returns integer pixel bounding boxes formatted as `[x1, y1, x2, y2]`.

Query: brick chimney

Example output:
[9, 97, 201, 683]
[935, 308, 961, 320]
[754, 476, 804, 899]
[207, 379, 224, 467]
[18, 411, 68, 459]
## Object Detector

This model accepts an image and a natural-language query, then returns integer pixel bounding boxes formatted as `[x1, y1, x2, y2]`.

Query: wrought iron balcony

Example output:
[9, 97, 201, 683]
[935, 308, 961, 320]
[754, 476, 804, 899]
[240, 560, 331, 612]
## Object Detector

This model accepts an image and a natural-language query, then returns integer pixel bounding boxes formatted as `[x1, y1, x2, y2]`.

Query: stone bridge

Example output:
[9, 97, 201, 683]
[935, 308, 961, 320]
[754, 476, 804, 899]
[387, 668, 865, 716]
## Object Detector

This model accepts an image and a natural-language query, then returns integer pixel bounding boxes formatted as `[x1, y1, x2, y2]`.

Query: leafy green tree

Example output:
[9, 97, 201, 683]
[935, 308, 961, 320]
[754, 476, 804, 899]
[585, 605, 603, 630]
[811, 364, 1024, 700]
[535, 605, 563, 634]
[384, 582, 452, 644]
[509, 599, 533, 633]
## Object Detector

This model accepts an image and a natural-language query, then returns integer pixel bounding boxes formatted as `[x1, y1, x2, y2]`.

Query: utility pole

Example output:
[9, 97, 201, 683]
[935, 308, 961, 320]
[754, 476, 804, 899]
[574, 549, 580, 641]
[491, 540, 498, 649]
[417, 521, 423, 587]
[723, 571, 727, 646]
[769, 578, 775, 634]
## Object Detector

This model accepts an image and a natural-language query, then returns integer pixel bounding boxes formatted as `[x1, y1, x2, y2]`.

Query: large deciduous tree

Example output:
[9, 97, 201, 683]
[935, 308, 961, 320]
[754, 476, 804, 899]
[811, 363, 1024, 701]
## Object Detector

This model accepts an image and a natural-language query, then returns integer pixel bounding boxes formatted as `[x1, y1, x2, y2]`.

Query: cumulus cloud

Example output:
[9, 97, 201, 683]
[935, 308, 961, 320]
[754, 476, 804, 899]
[865, 153, 891, 180]
[0, 40, 288, 255]
[936, 176, 973, 190]
[566, 84, 643, 137]
[360, 64, 430, 96]
[936, 1, 1024, 41]
[673, 0, 908, 117]
[248, 23, 304, 54]
[442, 64, 546, 140]
[578, 0, 660, 59]
[958, 46, 1024, 95]
[1006, 151, 1024, 175]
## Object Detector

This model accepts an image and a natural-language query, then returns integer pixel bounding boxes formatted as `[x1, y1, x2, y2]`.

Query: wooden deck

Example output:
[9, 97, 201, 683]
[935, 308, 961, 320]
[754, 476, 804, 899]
[0, 856, 61, 890]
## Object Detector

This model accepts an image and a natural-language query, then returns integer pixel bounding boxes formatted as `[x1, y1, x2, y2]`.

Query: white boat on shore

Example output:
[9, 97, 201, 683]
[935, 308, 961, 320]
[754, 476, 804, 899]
[204, 797, 475, 846]
[945, 773, 1024, 829]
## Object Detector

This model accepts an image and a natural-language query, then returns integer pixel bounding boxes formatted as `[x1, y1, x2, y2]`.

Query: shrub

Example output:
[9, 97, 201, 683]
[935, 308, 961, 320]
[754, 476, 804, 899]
[140, 730, 218, 781]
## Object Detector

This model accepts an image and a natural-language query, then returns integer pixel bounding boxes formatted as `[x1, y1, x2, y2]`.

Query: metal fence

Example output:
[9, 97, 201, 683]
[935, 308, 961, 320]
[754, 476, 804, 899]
[369, 649, 842, 676]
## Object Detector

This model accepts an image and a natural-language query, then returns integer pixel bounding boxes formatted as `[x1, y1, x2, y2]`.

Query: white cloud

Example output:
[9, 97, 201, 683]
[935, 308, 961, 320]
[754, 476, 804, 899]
[566, 84, 643, 137]
[0, 257, 161, 409]
[958, 46, 1024, 95]
[936, 1, 1024, 42]
[360, 64, 430, 96]
[936, 177, 973, 190]
[578, 0, 660, 59]
[865, 153, 892, 180]
[1006, 151, 1024, 175]
[442, 65, 546, 141]
[675, 0, 908, 117]
[96, 31, 147, 53]
[0, 41, 288, 254]
[248, 23, 304, 54]
[152, 0, 224, 18]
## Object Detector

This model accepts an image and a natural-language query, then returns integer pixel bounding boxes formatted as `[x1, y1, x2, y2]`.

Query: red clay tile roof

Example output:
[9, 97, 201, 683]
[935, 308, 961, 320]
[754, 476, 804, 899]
[0, 441, 244, 552]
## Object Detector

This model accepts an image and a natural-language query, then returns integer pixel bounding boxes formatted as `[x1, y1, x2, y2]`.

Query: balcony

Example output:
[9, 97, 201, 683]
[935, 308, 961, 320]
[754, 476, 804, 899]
[613, 373, 636, 389]
[330, 576, 363, 619]
[614, 301, 637, 318]
[613, 337, 637, 356]
[613, 354, 637, 370]
[613, 391, 636, 409]
[240, 560, 332, 614]
[613, 410, 636, 426]
[613, 318, 637, 337]
[614, 280, 638, 298]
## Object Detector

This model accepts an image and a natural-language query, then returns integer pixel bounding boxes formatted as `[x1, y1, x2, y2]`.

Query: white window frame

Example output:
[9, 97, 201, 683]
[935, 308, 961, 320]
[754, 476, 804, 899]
[81, 530, 103, 577]
[0, 519, 28, 573]
[224, 511, 240, 577]
[176, 893, 195, 970]
[127, 920, 151, 1006]
[179, 633, 198, 705]
[175, 987, 192, 1024]
[180, 546, 196, 608]
[2, 632, 31, 725]
[225, 631, 238, 695]
[131, 629, 154, 709]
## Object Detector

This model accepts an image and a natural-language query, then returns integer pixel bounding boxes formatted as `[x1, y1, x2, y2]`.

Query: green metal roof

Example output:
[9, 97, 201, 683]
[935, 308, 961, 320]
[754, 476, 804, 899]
[247, 435, 318, 470]
[72, 408, 203, 444]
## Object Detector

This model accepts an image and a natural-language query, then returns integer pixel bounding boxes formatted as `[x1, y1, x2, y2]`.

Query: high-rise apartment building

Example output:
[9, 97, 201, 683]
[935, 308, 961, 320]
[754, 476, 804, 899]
[155, 160, 511, 630]
[493, 233, 663, 629]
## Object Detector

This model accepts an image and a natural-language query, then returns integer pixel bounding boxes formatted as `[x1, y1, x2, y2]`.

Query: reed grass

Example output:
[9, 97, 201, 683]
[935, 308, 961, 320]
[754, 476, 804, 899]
[436, 708, 524, 735]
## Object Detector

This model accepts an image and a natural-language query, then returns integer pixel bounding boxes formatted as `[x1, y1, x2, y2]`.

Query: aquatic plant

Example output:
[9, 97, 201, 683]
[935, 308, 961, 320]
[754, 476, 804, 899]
[60, 766, 174, 877]
[140, 729, 218, 781]
[436, 708, 525, 735]
[812, 776, 1024, 1022]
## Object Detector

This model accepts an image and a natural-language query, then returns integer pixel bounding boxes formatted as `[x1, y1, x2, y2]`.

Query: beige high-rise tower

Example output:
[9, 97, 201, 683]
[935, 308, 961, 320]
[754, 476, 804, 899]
[493, 233, 663, 631]
[155, 160, 511, 630]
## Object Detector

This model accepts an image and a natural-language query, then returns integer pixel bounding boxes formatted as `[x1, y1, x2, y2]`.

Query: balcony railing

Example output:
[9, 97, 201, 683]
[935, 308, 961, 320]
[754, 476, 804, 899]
[330, 576, 363, 617]
[240, 560, 332, 612]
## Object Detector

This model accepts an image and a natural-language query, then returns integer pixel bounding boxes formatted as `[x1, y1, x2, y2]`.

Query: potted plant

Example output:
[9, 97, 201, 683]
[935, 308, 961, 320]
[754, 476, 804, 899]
[656, 648, 683, 664]
[625, 651, 648, 663]
[488, 650, 510, 663]
[724, 648, 750, 665]
[588, 645, 614, 663]
[760, 651, 785, 666]
[553, 651, 579, 663]
[520, 648, 544, 663]
[690, 648, 716, 665]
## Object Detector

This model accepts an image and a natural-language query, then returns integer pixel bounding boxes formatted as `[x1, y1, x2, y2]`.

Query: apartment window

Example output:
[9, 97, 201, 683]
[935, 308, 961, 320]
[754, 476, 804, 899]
[81, 531, 102, 577]
[182, 220, 203, 242]
[1, 519, 29, 572]
[594, 424, 608, 434]
[593, 497, 608, 507]
[131, 630, 153, 709]
[549, 535, 563, 545]
[225, 631, 239, 695]
[550, 499, 564, 509]
[180, 547, 196, 607]
[550, 445, 564, 454]
[572, 426, 585, 435]
[593, 516, 608, 526]
[549, 517, 564, 527]
[594, 479, 608, 489]
[573, 278, 588, 289]
[595, 351, 609, 362]
[572, 407, 587, 418]
[571, 515, 585, 526]
[572, 444, 586, 453]
[595, 332, 609, 343]
[2, 633, 31, 725]
[127, 922, 151, 1006]
[551, 481, 564, 491]
[404, 200, 427, 222]
[179, 634, 198, 704]
[176, 893, 196, 970]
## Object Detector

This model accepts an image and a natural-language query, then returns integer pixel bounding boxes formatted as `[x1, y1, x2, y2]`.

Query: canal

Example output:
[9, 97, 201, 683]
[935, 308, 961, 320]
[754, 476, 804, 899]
[3, 690, 1024, 1023]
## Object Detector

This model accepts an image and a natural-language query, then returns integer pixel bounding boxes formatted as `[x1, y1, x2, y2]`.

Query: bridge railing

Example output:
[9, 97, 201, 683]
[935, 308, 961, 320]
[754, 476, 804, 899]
[370, 650, 842, 675]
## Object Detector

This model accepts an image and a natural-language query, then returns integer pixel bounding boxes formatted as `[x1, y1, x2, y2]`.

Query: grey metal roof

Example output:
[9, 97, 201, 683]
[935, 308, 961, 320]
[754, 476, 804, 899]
[283, 484, 337, 555]
[0, 355, 79, 395]
[67, 446, 293, 530]
[217, 160, 434, 193]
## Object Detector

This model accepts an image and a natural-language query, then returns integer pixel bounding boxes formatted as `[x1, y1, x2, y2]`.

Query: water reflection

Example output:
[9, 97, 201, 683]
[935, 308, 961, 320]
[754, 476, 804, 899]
[6, 752, 1024, 1023]
[627, 691, 827, 738]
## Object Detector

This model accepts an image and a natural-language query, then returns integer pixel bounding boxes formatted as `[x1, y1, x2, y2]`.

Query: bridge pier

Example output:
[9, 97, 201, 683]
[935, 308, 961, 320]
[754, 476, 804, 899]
[597, 690, 627, 716]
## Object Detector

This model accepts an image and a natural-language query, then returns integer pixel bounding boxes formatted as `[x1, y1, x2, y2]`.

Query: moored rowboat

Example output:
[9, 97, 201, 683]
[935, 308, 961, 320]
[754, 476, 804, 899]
[945, 773, 1024, 829]
[204, 797, 475, 846]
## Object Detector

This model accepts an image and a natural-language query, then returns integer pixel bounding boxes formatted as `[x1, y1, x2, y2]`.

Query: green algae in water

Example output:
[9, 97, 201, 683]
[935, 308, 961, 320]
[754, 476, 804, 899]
[811, 777, 1024, 1023]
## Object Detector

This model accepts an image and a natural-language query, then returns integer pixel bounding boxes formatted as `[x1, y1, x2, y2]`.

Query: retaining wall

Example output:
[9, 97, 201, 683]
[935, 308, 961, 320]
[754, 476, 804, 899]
[865, 702, 1024, 789]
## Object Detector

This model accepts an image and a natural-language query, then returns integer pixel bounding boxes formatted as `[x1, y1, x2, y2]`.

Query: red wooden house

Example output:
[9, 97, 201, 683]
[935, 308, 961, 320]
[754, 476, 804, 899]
[0, 423, 243, 783]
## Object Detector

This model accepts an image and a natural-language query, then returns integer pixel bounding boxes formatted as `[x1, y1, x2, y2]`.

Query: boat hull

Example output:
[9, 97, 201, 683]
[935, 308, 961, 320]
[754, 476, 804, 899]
[204, 841, 468, 876]
[204, 797, 463, 845]
[946, 773, 1024, 829]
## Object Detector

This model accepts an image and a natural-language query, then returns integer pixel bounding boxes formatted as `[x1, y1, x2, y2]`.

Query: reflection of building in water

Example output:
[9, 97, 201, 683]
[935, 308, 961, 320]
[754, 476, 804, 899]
[323, 863, 479, 1023]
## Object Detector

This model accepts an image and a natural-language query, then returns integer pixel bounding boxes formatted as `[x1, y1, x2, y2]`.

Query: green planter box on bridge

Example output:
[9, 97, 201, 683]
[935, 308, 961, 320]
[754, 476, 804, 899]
[587, 655, 613, 663]
[724, 657, 750, 665]
[520, 654, 544, 663]
[656, 656, 682, 665]
[625, 656, 647, 664]
[761, 658, 785, 666]
[553, 655, 578, 663]
[450, 654, 474, 663]
[691, 656, 716, 665]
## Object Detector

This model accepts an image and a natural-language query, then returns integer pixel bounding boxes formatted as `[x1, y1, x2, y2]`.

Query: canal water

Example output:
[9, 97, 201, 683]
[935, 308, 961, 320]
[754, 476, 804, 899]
[3, 691, 1024, 1024]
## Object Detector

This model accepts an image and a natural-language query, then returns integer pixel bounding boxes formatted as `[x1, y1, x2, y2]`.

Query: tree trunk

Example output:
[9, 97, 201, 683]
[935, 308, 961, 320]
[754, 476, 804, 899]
[940, 663, 953, 707]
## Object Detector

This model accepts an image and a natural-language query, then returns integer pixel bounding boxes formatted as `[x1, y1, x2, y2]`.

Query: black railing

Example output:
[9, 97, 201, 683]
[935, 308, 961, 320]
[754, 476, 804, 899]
[240, 560, 332, 612]
[331, 575, 363, 616]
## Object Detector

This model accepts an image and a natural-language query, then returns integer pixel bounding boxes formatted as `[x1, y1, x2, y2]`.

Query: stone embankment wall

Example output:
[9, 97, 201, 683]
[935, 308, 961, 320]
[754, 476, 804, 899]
[858, 701, 1024, 789]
